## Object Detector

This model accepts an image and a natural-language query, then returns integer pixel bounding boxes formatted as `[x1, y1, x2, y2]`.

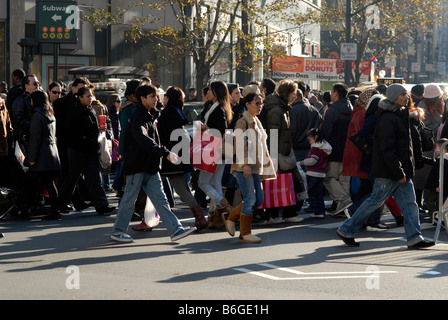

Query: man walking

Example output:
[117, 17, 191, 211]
[111, 84, 196, 243]
[337, 84, 435, 249]
[320, 83, 353, 215]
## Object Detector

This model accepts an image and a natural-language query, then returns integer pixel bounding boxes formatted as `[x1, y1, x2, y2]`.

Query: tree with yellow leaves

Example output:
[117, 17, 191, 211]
[319, 0, 447, 85]
[83, 0, 318, 96]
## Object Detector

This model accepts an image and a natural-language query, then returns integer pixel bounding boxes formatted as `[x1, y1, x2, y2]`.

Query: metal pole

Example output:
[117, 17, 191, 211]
[53, 43, 59, 83]
[434, 139, 448, 243]
[344, 0, 352, 86]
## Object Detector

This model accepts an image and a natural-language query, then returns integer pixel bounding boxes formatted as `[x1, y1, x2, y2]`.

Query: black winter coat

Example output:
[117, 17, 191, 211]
[123, 103, 170, 175]
[157, 104, 193, 175]
[28, 107, 60, 173]
[53, 92, 75, 147]
[66, 100, 100, 154]
[290, 100, 322, 151]
[11, 92, 33, 150]
[371, 99, 415, 181]
[319, 97, 353, 162]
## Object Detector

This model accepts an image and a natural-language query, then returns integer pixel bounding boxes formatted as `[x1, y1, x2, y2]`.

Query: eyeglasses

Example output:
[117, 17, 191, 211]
[52, 91, 62, 95]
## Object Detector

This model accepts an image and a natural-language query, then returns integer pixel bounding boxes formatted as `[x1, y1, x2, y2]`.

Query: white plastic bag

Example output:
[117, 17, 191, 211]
[98, 132, 112, 168]
[144, 197, 160, 228]
[14, 141, 28, 171]
[296, 162, 308, 201]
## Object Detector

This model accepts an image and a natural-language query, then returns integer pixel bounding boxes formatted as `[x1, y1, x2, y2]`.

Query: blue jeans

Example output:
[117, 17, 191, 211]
[112, 172, 183, 237]
[307, 175, 325, 215]
[198, 163, 225, 205]
[338, 178, 424, 246]
[233, 172, 264, 215]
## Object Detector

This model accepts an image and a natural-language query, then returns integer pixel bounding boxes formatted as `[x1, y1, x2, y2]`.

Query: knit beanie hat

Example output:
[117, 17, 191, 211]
[386, 84, 407, 103]
[423, 83, 443, 99]
[356, 88, 377, 108]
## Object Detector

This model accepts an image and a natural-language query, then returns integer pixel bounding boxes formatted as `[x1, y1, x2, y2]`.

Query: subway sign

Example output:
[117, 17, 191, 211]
[36, 1, 78, 43]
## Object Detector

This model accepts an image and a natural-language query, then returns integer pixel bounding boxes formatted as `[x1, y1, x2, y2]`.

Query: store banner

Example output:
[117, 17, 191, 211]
[272, 56, 372, 82]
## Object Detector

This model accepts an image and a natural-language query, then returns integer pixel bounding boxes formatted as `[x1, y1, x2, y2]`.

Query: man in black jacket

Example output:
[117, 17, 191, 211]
[337, 84, 435, 249]
[320, 83, 353, 215]
[11, 75, 40, 156]
[111, 84, 196, 243]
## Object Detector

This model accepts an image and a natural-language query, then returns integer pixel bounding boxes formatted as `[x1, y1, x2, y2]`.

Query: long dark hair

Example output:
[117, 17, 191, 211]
[30, 90, 54, 117]
[165, 86, 184, 109]
[210, 80, 233, 125]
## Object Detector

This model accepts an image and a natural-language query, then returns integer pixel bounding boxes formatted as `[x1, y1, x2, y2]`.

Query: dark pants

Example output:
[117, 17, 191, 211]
[307, 175, 325, 215]
[58, 147, 108, 211]
[58, 143, 88, 208]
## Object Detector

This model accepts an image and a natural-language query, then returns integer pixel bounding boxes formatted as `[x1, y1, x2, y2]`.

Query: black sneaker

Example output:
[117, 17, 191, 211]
[407, 240, 436, 250]
[336, 229, 360, 247]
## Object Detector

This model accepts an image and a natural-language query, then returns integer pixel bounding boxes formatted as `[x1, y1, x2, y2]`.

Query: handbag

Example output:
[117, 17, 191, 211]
[258, 172, 296, 209]
[190, 130, 221, 174]
[296, 163, 308, 201]
[349, 132, 372, 156]
[421, 126, 435, 152]
[278, 148, 297, 171]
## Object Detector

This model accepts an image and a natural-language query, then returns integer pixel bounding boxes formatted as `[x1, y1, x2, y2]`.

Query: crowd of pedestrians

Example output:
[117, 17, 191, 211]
[0, 68, 445, 249]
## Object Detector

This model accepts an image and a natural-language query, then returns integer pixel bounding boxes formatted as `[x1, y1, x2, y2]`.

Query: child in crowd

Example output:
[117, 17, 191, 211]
[425, 138, 448, 224]
[298, 128, 332, 219]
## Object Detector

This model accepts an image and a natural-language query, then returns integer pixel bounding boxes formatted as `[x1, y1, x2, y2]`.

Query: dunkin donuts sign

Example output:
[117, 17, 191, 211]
[272, 56, 372, 82]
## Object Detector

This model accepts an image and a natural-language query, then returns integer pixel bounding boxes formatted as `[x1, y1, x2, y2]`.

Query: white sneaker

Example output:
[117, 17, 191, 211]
[111, 232, 134, 243]
[309, 214, 325, 219]
[171, 227, 197, 242]
[283, 216, 305, 223]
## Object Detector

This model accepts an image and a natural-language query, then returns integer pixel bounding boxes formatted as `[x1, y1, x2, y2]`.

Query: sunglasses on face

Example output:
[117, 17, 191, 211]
[52, 91, 62, 95]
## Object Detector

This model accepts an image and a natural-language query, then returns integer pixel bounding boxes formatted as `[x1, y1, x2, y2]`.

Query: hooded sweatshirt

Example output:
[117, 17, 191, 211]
[301, 140, 332, 177]
[371, 98, 414, 181]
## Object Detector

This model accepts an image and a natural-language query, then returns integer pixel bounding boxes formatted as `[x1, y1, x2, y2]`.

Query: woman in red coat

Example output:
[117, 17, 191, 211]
[343, 89, 378, 180]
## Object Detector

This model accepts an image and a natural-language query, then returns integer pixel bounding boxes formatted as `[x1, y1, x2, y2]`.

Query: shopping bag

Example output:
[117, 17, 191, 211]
[296, 163, 308, 201]
[14, 141, 28, 171]
[190, 130, 221, 174]
[258, 172, 296, 209]
[98, 132, 112, 169]
[144, 197, 161, 228]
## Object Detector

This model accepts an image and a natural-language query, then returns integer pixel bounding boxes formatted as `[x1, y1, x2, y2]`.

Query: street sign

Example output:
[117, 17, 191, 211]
[36, 1, 78, 43]
[340, 43, 357, 60]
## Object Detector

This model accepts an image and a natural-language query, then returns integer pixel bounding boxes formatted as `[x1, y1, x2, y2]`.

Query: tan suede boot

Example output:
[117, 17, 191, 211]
[219, 198, 233, 213]
[222, 203, 243, 237]
[239, 213, 261, 243]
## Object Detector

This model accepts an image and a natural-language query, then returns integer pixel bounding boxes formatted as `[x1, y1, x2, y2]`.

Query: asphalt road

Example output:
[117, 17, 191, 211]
[1, 191, 448, 305]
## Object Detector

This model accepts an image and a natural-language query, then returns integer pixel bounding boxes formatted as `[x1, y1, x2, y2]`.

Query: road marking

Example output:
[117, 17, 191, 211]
[234, 263, 397, 281]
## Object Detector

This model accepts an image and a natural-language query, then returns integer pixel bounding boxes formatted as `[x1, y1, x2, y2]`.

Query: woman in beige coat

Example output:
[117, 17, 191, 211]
[222, 92, 276, 243]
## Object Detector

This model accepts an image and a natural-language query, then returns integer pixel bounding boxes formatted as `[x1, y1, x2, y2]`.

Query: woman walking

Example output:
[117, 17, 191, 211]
[223, 92, 276, 243]
[57, 87, 115, 215]
[28, 90, 61, 220]
[157, 86, 208, 231]
[198, 80, 234, 228]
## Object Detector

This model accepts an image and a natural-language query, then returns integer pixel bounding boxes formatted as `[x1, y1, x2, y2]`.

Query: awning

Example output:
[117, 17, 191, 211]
[68, 66, 150, 77]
